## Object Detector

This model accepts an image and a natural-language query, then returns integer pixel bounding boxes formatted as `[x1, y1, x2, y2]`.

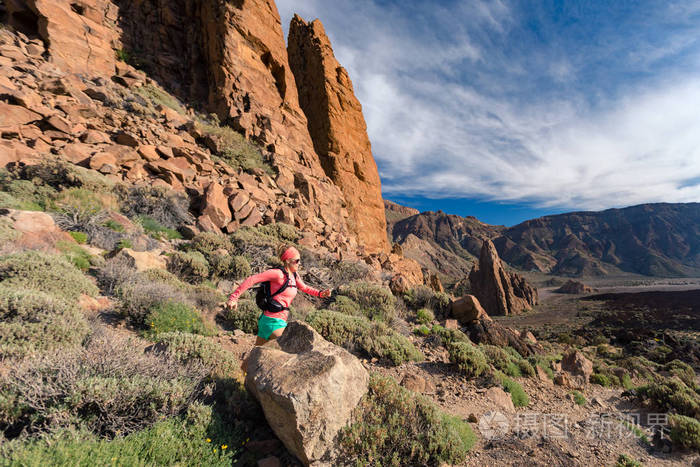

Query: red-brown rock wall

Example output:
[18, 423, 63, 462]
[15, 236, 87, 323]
[288, 15, 389, 255]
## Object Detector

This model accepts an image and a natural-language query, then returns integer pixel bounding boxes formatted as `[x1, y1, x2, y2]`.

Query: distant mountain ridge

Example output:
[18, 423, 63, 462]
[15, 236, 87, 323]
[387, 202, 700, 279]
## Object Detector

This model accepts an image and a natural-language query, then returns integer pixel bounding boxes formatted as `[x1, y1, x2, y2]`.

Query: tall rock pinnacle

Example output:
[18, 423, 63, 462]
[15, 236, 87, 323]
[288, 14, 389, 254]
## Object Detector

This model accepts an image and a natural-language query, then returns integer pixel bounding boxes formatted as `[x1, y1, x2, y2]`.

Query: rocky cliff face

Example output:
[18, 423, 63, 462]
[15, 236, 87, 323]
[288, 15, 389, 254]
[1, 0, 406, 267]
[469, 239, 537, 316]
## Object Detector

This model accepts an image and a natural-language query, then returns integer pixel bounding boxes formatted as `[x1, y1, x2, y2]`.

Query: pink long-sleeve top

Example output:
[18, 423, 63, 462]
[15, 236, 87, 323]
[228, 268, 320, 322]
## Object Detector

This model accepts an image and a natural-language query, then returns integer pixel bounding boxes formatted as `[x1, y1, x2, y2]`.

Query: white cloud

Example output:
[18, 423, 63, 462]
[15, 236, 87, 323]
[276, 1, 700, 211]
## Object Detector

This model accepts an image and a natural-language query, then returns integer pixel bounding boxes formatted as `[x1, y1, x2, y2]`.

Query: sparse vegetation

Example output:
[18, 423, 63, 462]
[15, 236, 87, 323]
[338, 373, 476, 465]
[668, 414, 700, 451]
[416, 308, 435, 324]
[144, 301, 214, 338]
[336, 281, 396, 322]
[403, 285, 450, 315]
[0, 286, 90, 359]
[636, 376, 700, 418]
[0, 250, 98, 301]
[494, 372, 529, 407]
[571, 390, 586, 406]
[167, 251, 210, 283]
[197, 117, 273, 175]
[154, 332, 241, 379]
[447, 340, 489, 378]
[306, 309, 423, 366]
[136, 215, 182, 240]
[224, 299, 259, 335]
[615, 453, 644, 467]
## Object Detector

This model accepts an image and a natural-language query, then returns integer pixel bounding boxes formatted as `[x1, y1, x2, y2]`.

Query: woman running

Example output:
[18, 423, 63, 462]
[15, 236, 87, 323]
[225, 244, 331, 345]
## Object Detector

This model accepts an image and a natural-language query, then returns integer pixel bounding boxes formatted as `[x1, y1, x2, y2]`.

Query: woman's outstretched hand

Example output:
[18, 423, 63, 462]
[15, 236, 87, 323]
[225, 297, 238, 311]
[319, 289, 331, 298]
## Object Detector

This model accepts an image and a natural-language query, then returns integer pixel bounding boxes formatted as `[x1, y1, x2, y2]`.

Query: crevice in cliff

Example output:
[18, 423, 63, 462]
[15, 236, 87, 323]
[261, 51, 286, 101]
[5, 1, 40, 39]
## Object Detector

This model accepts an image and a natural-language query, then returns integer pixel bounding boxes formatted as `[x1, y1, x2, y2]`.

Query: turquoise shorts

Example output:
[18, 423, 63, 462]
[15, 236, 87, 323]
[257, 314, 287, 340]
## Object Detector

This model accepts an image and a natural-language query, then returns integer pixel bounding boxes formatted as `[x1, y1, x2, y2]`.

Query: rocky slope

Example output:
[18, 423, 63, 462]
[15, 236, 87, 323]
[1, 0, 423, 281]
[389, 203, 700, 280]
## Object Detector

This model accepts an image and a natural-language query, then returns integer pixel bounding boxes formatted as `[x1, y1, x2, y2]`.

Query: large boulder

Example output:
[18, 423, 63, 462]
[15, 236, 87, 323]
[245, 322, 369, 466]
[554, 279, 593, 294]
[464, 316, 540, 357]
[469, 239, 538, 316]
[449, 294, 491, 324]
[561, 349, 593, 387]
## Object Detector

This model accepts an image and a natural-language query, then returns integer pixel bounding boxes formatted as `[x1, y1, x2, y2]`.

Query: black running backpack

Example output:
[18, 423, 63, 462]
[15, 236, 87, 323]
[255, 267, 297, 313]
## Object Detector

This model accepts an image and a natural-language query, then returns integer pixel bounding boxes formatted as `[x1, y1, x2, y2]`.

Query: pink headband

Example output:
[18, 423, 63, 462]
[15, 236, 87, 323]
[280, 246, 299, 262]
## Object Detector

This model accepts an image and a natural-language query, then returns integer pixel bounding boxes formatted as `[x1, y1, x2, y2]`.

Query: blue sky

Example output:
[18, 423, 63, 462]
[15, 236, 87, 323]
[276, 1, 700, 226]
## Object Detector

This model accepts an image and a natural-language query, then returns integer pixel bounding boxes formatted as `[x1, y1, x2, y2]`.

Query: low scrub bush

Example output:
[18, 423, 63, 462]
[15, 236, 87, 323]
[431, 324, 470, 346]
[494, 372, 529, 407]
[0, 286, 89, 359]
[327, 259, 373, 287]
[414, 325, 431, 336]
[618, 355, 660, 381]
[209, 254, 251, 281]
[480, 345, 534, 378]
[145, 301, 213, 338]
[69, 231, 88, 244]
[306, 309, 423, 366]
[636, 376, 699, 418]
[188, 232, 233, 256]
[571, 391, 587, 406]
[56, 240, 92, 271]
[403, 285, 451, 314]
[224, 299, 259, 334]
[336, 281, 396, 322]
[416, 308, 434, 325]
[447, 341, 489, 378]
[665, 359, 697, 389]
[188, 284, 225, 312]
[154, 332, 240, 380]
[115, 185, 193, 230]
[136, 215, 182, 240]
[198, 118, 272, 175]
[328, 295, 362, 315]
[0, 331, 206, 439]
[167, 251, 209, 283]
[338, 373, 476, 465]
[590, 373, 613, 387]
[615, 454, 643, 467]
[0, 415, 238, 467]
[668, 414, 700, 451]
[117, 280, 187, 328]
[0, 250, 98, 300]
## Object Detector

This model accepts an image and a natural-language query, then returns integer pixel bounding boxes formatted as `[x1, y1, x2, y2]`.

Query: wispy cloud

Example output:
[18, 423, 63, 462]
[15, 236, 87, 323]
[276, 0, 700, 211]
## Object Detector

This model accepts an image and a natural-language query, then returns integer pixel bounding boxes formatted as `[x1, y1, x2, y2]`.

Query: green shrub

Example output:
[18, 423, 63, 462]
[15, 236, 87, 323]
[103, 219, 125, 232]
[145, 301, 213, 338]
[256, 223, 299, 242]
[336, 281, 396, 322]
[416, 308, 434, 325]
[167, 251, 209, 283]
[328, 295, 362, 315]
[414, 325, 431, 336]
[431, 324, 470, 346]
[0, 414, 238, 467]
[142, 269, 190, 291]
[117, 238, 133, 249]
[155, 332, 241, 380]
[480, 344, 534, 377]
[668, 414, 700, 451]
[137, 215, 182, 240]
[0, 250, 98, 300]
[590, 373, 611, 387]
[619, 355, 660, 381]
[327, 259, 372, 287]
[403, 285, 450, 314]
[197, 117, 272, 174]
[571, 391, 586, 406]
[188, 284, 225, 312]
[188, 232, 233, 256]
[69, 231, 88, 244]
[447, 341, 489, 378]
[637, 376, 700, 418]
[338, 374, 475, 465]
[306, 309, 423, 366]
[115, 185, 193, 230]
[56, 240, 92, 271]
[209, 255, 251, 281]
[665, 359, 697, 389]
[224, 299, 259, 334]
[615, 454, 643, 467]
[0, 332, 205, 438]
[494, 372, 529, 407]
[0, 286, 90, 359]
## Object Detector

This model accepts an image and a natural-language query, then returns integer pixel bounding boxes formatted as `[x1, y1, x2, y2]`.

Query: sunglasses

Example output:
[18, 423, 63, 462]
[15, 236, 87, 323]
[289, 258, 301, 265]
